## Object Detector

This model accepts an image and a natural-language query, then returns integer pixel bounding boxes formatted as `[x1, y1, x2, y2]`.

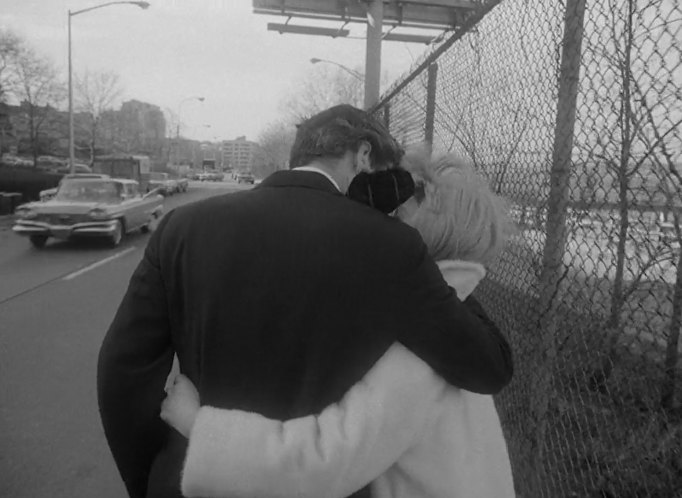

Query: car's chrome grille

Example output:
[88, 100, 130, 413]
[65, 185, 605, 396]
[35, 213, 89, 225]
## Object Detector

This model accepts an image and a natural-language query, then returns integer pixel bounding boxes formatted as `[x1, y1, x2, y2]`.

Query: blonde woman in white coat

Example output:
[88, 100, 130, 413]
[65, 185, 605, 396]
[161, 148, 517, 498]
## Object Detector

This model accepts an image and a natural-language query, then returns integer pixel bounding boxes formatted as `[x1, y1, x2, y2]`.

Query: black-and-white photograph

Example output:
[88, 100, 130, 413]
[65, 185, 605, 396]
[1, 1, 680, 497]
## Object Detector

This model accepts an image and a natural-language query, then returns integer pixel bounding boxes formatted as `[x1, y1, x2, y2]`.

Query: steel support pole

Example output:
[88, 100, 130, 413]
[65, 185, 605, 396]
[424, 62, 439, 154]
[364, 0, 383, 109]
[68, 11, 75, 174]
[531, 0, 587, 494]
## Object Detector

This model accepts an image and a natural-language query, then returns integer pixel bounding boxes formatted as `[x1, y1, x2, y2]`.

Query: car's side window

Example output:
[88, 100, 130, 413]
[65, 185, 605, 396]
[128, 184, 139, 197]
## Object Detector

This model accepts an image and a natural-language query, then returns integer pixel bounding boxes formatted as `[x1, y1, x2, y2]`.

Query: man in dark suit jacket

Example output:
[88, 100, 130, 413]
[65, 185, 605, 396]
[97, 104, 513, 498]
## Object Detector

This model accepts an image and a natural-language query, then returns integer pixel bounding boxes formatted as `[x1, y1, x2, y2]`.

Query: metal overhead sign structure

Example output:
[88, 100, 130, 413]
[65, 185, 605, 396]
[252, 0, 482, 108]
[252, 0, 480, 30]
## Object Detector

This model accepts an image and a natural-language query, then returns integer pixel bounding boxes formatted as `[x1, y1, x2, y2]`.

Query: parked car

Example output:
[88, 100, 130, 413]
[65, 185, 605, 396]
[198, 171, 221, 182]
[176, 177, 189, 192]
[168, 177, 180, 194]
[55, 164, 92, 174]
[576, 216, 603, 229]
[148, 172, 177, 195]
[236, 173, 255, 184]
[13, 177, 164, 248]
[658, 222, 679, 246]
[0, 155, 34, 167]
[36, 155, 67, 170]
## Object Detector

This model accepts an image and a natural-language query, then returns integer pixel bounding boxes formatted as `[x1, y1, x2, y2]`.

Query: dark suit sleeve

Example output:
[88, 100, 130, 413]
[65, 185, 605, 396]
[396, 241, 513, 395]
[97, 211, 176, 498]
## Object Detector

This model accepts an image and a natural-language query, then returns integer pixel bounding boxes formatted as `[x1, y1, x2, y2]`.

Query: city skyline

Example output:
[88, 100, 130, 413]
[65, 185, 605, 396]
[1, 0, 435, 143]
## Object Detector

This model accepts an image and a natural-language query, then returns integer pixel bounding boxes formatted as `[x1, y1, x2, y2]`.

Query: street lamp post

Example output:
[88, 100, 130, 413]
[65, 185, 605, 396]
[68, 1, 150, 174]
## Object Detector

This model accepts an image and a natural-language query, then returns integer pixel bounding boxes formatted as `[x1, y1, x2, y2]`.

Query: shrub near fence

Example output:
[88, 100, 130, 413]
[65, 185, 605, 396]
[0, 165, 62, 205]
[372, 0, 682, 497]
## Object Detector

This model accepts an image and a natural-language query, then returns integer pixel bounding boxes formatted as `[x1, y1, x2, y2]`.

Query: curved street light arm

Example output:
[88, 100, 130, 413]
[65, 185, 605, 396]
[70, 1, 150, 17]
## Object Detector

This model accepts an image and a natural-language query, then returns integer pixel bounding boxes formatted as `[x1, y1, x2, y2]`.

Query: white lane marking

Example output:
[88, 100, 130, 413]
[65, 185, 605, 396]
[63, 246, 137, 281]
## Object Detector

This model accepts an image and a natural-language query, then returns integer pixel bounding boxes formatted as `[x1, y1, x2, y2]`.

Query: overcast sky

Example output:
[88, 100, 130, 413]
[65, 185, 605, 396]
[1, 0, 434, 142]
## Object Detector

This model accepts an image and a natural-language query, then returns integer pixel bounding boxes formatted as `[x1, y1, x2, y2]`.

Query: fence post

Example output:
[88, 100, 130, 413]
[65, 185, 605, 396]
[530, 0, 587, 494]
[662, 247, 682, 409]
[424, 62, 438, 155]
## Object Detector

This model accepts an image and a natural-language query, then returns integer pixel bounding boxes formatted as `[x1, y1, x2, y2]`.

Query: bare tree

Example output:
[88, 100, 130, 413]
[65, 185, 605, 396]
[11, 46, 65, 165]
[281, 65, 363, 122]
[598, 0, 679, 321]
[255, 65, 364, 176]
[74, 70, 122, 164]
[638, 97, 682, 409]
[0, 29, 23, 156]
[0, 28, 22, 104]
[658, 173, 682, 410]
[578, 0, 682, 399]
[254, 120, 295, 178]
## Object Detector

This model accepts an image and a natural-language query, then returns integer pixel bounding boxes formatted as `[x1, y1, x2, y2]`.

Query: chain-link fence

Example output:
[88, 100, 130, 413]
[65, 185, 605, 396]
[373, 0, 682, 496]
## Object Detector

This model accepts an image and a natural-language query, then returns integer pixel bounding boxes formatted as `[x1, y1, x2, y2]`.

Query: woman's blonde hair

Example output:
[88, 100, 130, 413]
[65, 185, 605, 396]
[400, 146, 516, 265]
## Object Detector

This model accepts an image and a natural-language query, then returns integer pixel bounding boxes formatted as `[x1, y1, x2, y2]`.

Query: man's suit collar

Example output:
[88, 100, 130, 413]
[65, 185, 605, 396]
[259, 170, 343, 196]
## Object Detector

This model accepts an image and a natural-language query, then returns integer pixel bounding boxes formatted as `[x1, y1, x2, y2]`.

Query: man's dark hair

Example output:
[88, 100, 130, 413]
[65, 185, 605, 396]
[289, 104, 404, 170]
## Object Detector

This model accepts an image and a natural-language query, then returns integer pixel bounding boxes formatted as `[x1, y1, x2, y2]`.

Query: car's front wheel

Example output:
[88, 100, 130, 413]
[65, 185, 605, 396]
[140, 212, 159, 234]
[29, 235, 48, 249]
[109, 220, 123, 247]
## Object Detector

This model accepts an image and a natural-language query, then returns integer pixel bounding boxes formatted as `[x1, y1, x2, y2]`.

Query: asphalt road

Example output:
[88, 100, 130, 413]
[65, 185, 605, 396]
[0, 181, 246, 498]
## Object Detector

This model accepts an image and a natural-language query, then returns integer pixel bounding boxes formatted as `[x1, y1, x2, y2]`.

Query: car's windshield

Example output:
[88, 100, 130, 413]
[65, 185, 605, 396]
[54, 180, 123, 203]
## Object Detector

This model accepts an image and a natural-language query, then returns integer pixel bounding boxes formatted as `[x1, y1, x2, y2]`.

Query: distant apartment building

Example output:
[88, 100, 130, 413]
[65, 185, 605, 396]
[221, 136, 258, 171]
[0, 99, 166, 162]
[114, 100, 166, 157]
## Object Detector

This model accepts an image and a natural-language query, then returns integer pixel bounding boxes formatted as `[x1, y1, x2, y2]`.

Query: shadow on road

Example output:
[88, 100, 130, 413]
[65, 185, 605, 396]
[27, 230, 151, 252]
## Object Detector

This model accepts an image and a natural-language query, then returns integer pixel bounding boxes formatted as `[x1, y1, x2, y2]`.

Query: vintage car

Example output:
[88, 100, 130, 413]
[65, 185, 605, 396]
[13, 177, 164, 248]
[176, 176, 189, 193]
[236, 172, 255, 184]
[148, 172, 177, 195]
[198, 171, 223, 182]
[657, 222, 680, 247]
